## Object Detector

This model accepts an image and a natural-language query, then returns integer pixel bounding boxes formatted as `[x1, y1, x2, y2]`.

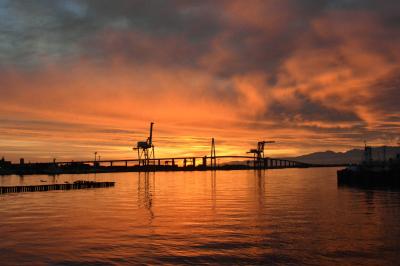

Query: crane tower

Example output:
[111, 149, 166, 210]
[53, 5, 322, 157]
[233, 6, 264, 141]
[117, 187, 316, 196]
[134, 122, 155, 166]
[247, 140, 275, 168]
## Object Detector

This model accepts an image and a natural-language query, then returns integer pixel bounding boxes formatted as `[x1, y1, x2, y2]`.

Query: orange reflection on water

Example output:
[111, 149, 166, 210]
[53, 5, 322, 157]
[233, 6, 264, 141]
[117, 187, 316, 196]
[0, 168, 399, 264]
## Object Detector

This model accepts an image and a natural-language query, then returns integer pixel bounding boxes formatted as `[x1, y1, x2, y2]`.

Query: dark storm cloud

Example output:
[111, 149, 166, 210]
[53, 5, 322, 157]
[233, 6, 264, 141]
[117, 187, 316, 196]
[0, 1, 94, 66]
[369, 70, 400, 113]
[263, 92, 362, 123]
[1, 0, 399, 71]
[1, 0, 399, 88]
[0, 0, 224, 68]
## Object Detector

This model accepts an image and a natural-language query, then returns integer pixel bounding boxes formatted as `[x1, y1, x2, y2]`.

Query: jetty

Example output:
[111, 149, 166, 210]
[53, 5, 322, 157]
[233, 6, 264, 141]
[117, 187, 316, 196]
[0, 181, 115, 194]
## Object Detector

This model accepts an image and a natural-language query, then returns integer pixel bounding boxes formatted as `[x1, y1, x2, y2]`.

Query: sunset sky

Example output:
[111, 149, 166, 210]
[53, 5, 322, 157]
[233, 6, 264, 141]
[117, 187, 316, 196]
[1, 0, 400, 162]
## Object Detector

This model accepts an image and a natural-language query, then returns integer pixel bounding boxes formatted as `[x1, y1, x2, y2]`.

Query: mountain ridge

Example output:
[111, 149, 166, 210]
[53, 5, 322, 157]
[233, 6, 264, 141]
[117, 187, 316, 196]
[287, 146, 400, 165]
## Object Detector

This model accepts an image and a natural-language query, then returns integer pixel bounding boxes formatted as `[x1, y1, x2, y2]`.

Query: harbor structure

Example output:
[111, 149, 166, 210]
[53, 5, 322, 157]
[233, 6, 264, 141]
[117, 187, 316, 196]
[134, 122, 155, 166]
[0, 123, 331, 176]
[338, 143, 400, 188]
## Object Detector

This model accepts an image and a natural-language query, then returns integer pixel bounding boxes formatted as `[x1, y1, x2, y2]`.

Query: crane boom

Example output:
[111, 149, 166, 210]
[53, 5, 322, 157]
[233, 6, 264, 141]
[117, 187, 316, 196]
[148, 122, 154, 145]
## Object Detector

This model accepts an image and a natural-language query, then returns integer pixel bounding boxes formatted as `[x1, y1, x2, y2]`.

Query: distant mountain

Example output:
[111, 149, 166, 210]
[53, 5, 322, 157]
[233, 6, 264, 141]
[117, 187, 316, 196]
[288, 146, 400, 165]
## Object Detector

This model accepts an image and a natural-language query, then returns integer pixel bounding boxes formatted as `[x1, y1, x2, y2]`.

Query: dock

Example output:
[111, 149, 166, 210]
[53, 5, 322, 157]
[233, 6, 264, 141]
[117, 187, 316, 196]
[0, 181, 115, 194]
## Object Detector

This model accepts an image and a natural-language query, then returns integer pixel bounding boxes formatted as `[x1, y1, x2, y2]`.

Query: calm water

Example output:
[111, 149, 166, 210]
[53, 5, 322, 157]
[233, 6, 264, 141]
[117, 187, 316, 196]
[1, 168, 399, 265]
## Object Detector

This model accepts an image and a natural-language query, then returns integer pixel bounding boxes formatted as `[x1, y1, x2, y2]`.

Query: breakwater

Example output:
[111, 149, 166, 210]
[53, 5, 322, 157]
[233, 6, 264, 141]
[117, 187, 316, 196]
[0, 181, 115, 194]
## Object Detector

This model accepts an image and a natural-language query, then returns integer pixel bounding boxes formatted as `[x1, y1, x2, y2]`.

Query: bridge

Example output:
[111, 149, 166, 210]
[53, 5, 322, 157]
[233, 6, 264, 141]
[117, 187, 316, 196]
[2, 122, 323, 175]
[2, 155, 325, 176]
[47, 123, 314, 171]
[48, 155, 311, 170]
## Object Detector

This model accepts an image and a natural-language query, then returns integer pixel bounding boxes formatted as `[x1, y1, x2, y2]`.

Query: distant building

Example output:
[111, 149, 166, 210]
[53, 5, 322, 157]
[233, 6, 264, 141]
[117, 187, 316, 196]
[0, 157, 12, 169]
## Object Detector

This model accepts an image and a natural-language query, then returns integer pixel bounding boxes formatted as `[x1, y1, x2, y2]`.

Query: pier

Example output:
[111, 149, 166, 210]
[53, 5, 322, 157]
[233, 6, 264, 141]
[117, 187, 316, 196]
[0, 181, 115, 194]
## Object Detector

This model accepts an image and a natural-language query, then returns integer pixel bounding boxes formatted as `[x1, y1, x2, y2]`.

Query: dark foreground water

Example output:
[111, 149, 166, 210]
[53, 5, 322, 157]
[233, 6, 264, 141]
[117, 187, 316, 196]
[1, 168, 399, 265]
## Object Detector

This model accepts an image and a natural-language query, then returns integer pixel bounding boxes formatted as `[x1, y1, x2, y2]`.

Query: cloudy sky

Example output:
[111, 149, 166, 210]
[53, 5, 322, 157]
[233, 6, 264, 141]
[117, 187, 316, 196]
[1, 0, 399, 162]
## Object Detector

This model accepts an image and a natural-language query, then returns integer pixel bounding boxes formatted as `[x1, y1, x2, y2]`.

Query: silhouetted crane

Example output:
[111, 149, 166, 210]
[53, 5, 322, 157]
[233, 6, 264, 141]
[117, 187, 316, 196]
[134, 122, 155, 166]
[247, 141, 275, 168]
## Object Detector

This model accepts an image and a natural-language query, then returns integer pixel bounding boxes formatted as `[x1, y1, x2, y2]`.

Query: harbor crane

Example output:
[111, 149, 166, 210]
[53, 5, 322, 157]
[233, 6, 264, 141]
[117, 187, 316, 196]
[134, 122, 155, 166]
[247, 141, 275, 168]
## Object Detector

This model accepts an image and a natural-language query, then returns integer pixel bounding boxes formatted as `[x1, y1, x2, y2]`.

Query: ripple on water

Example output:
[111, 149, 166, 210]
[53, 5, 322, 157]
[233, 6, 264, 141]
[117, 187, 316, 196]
[1, 168, 400, 265]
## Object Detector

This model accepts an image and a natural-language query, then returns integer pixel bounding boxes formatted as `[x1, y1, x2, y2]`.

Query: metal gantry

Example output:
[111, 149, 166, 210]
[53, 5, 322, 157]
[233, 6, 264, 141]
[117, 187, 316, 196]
[134, 122, 155, 166]
[247, 141, 275, 168]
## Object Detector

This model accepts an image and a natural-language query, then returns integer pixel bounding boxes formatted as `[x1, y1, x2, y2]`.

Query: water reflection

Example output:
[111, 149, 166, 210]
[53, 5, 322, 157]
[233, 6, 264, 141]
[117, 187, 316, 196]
[211, 170, 216, 211]
[1, 168, 400, 265]
[364, 190, 376, 215]
[18, 175, 24, 185]
[254, 169, 266, 210]
[137, 171, 155, 223]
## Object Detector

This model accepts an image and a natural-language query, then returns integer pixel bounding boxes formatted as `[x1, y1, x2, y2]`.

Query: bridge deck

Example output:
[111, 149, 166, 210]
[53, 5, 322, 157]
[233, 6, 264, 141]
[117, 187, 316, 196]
[1, 156, 315, 176]
[50, 155, 308, 166]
